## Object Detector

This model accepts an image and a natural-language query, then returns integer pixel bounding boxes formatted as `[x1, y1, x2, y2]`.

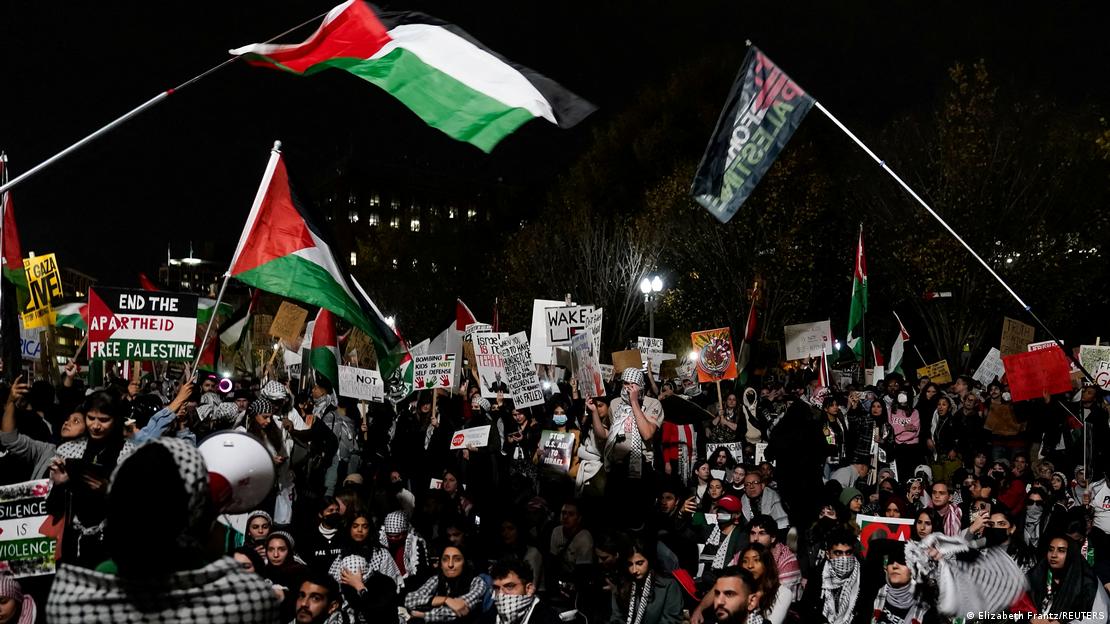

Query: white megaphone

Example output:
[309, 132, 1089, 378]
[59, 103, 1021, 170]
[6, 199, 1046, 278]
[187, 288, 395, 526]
[198, 431, 276, 514]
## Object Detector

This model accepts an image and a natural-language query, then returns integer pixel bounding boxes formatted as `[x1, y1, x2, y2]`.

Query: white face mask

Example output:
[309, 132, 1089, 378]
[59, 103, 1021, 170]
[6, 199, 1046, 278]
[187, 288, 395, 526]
[897, 393, 908, 404]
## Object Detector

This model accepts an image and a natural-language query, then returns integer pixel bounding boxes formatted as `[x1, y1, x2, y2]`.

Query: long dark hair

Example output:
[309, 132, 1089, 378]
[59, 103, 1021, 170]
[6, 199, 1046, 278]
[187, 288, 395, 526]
[740, 543, 780, 613]
[434, 544, 476, 596]
[81, 390, 127, 467]
[247, 411, 285, 457]
[911, 508, 944, 541]
[616, 538, 656, 612]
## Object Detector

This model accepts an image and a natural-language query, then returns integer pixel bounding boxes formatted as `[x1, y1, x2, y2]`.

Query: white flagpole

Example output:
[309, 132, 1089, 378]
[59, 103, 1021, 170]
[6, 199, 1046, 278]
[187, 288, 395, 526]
[191, 141, 283, 373]
[813, 100, 1098, 384]
[0, 153, 7, 362]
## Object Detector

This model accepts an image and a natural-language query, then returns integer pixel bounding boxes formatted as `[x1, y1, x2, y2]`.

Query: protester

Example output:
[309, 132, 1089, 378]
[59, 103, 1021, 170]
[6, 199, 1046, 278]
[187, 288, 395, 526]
[404, 544, 487, 622]
[0, 574, 36, 624]
[610, 538, 683, 624]
[738, 543, 791, 624]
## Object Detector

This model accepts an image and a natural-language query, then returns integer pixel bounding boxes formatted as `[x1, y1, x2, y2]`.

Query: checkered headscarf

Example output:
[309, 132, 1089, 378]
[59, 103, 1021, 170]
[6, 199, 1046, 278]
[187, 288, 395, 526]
[247, 398, 277, 417]
[329, 555, 368, 582]
[383, 511, 409, 535]
[621, 367, 645, 387]
[260, 381, 288, 402]
[108, 437, 211, 538]
[0, 574, 35, 624]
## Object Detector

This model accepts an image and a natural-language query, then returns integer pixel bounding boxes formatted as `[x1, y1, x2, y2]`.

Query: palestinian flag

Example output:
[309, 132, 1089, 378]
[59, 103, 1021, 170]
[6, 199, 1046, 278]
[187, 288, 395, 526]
[219, 289, 259, 348]
[846, 227, 867, 359]
[310, 307, 340, 388]
[229, 150, 405, 377]
[138, 272, 160, 292]
[736, 283, 759, 382]
[890, 312, 910, 375]
[455, 298, 478, 330]
[0, 160, 29, 310]
[230, 1, 596, 153]
[54, 302, 88, 330]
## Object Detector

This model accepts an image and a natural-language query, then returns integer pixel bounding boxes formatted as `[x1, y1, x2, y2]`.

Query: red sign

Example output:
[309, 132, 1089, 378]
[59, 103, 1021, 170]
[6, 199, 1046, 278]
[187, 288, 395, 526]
[451, 433, 465, 447]
[1002, 347, 1073, 402]
[857, 514, 914, 557]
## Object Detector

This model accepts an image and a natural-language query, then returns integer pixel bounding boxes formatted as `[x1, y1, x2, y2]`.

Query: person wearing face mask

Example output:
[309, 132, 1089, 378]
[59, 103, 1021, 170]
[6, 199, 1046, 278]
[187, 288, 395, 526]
[601, 368, 665, 522]
[864, 540, 937, 624]
[799, 529, 861, 624]
[488, 559, 561, 624]
[888, 392, 922, 485]
[1023, 487, 1051, 550]
[989, 458, 1027, 516]
[982, 508, 1037, 572]
[300, 497, 346, 574]
[0, 574, 37, 624]
[696, 495, 746, 592]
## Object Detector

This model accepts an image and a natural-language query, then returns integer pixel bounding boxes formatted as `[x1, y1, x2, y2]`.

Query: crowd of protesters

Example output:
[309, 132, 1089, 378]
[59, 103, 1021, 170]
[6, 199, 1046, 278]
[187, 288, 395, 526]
[1, 351, 1109, 624]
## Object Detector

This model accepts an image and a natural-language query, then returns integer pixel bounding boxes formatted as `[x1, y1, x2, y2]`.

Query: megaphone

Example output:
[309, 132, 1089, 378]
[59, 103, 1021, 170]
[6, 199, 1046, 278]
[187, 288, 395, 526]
[198, 431, 276, 514]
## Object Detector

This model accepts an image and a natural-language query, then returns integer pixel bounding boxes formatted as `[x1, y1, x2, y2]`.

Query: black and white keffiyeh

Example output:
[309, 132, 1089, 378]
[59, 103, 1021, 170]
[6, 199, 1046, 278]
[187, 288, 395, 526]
[820, 557, 860, 624]
[627, 572, 654, 624]
[905, 533, 1024, 617]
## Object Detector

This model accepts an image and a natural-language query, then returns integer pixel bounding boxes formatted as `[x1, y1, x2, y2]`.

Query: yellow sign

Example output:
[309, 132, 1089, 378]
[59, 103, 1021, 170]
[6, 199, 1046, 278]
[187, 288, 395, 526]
[21, 254, 62, 329]
[916, 360, 952, 385]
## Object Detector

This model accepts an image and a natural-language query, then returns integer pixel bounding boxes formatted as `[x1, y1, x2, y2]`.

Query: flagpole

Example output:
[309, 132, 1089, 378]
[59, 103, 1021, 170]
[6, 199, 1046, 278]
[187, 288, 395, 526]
[192, 140, 283, 373]
[858, 224, 867, 378]
[812, 100, 1098, 385]
[0, 11, 329, 196]
[0, 153, 7, 362]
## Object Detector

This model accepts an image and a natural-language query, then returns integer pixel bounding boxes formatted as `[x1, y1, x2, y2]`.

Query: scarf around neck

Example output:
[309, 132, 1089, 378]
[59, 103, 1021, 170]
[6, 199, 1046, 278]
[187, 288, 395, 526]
[821, 556, 860, 624]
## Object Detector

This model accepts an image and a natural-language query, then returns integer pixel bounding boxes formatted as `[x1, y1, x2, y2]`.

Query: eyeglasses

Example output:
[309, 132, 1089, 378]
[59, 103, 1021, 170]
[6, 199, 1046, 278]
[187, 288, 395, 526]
[744, 481, 763, 488]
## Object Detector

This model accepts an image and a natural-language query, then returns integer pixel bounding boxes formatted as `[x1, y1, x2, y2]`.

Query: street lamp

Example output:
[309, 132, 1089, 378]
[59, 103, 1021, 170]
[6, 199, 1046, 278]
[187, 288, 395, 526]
[639, 274, 665, 338]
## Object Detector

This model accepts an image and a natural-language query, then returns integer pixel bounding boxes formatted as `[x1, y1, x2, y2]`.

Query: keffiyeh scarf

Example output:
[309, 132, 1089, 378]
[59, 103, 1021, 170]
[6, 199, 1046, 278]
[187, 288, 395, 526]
[821, 556, 861, 624]
[627, 572, 654, 624]
[606, 401, 646, 478]
[905, 532, 1024, 617]
[496, 593, 535, 624]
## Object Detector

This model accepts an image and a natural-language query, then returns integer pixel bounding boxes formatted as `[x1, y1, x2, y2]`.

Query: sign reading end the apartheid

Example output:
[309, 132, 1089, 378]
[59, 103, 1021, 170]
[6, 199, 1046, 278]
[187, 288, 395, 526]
[338, 365, 384, 402]
[0, 479, 57, 577]
[21, 254, 63, 330]
[87, 287, 197, 361]
[1002, 348, 1072, 402]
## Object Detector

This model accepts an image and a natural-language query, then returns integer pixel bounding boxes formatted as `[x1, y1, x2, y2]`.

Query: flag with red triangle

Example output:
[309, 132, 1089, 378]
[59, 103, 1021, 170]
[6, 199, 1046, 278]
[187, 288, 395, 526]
[817, 348, 830, 388]
[736, 291, 759, 383]
[228, 150, 404, 377]
[310, 307, 340, 388]
[890, 312, 911, 375]
[871, 341, 885, 367]
[456, 298, 478, 331]
[0, 158, 29, 311]
[138, 272, 160, 292]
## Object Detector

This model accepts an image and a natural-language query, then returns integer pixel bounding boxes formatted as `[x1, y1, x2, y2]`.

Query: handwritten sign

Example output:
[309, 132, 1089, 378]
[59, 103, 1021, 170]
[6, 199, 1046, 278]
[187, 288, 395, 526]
[784, 320, 833, 360]
[269, 301, 309, 341]
[915, 360, 952, 385]
[472, 332, 508, 399]
[637, 337, 663, 353]
[1000, 317, 1034, 357]
[973, 348, 1006, 387]
[338, 365, 384, 402]
[0, 479, 57, 577]
[449, 425, 491, 450]
[544, 305, 595, 347]
[501, 332, 544, 408]
[572, 330, 605, 398]
[706, 442, 744, 464]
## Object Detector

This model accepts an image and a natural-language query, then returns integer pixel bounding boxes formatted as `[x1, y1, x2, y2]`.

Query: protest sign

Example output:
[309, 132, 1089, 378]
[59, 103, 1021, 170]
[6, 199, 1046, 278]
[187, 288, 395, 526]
[284, 348, 302, 379]
[449, 425, 491, 450]
[611, 349, 643, 375]
[87, 287, 197, 361]
[706, 442, 743, 464]
[428, 478, 444, 490]
[1002, 348, 1072, 402]
[1027, 340, 1058, 352]
[783, 320, 833, 360]
[0, 479, 57, 577]
[587, 309, 603, 360]
[676, 361, 701, 396]
[409, 339, 430, 358]
[529, 299, 566, 365]
[857, 514, 915, 556]
[571, 330, 605, 398]
[538, 430, 576, 473]
[1094, 361, 1110, 391]
[269, 301, 308, 341]
[915, 360, 952, 384]
[973, 348, 1006, 387]
[463, 323, 493, 342]
[599, 364, 615, 383]
[544, 304, 594, 347]
[472, 332, 508, 398]
[1080, 345, 1110, 389]
[344, 328, 373, 365]
[18, 325, 41, 362]
[502, 332, 545, 408]
[1000, 317, 1035, 356]
[412, 354, 455, 390]
[338, 365, 384, 402]
[637, 337, 663, 353]
[660, 359, 679, 381]
[754, 442, 769, 465]
[20, 254, 63, 330]
[691, 328, 737, 383]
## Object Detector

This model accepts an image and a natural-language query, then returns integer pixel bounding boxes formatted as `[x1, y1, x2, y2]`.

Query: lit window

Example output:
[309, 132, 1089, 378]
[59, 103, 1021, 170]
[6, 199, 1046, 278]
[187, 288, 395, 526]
[368, 212, 379, 226]
[410, 218, 421, 232]
[369, 194, 380, 207]
[429, 205, 440, 218]
[348, 209, 359, 223]
[391, 258, 398, 270]
[349, 252, 357, 267]
[348, 193, 357, 205]
[391, 199, 400, 211]
[467, 208, 477, 221]
[411, 259, 418, 269]
[448, 207, 457, 219]
[431, 262, 438, 274]
[390, 216, 400, 229]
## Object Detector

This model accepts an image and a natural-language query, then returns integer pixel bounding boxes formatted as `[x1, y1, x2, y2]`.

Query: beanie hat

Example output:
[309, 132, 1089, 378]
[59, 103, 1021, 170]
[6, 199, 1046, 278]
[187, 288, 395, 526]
[267, 530, 296, 552]
[839, 487, 863, 508]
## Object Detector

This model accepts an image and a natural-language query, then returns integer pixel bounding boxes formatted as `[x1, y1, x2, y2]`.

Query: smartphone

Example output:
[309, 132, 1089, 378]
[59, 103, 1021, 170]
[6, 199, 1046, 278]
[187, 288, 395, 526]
[65, 459, 110, 484]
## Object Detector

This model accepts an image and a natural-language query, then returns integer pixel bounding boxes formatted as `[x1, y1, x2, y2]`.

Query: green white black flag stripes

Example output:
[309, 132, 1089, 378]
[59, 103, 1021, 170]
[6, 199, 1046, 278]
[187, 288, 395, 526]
[846, 227, 867, 358]
[231, 1, 595, 153]
[228, 148, 405, 377]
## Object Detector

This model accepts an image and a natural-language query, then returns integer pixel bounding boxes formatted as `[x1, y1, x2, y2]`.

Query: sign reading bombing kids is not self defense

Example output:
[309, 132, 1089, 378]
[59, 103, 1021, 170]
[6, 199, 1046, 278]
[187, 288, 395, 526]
[87, 287, 198, 361]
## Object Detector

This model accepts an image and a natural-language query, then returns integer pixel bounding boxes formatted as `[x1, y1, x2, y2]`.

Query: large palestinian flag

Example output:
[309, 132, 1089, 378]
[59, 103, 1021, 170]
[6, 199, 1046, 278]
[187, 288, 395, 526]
[228, 150, 405, 377]
[230, 1, 596, 153]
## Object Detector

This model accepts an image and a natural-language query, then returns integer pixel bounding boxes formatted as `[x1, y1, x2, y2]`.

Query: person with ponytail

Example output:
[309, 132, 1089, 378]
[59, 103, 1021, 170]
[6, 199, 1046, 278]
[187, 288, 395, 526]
[610, 539, 682, 624]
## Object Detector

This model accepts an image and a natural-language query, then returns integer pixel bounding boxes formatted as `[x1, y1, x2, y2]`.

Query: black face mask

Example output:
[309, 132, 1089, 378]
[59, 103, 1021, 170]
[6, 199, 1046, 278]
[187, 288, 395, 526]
[322, 513, 343, 528]
[984, 527, 1009, 547]
[989, 470, 1005, 481]
[388, 481, 404, 494]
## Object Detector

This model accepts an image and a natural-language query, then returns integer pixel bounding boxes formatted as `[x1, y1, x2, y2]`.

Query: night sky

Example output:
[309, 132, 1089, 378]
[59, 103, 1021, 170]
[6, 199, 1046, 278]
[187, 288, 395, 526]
[2, 1, 1107, 286]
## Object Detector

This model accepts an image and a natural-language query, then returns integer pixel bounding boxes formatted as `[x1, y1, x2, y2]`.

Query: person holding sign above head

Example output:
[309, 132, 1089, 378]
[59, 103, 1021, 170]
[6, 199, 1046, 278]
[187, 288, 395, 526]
[601, 368, 664, 524]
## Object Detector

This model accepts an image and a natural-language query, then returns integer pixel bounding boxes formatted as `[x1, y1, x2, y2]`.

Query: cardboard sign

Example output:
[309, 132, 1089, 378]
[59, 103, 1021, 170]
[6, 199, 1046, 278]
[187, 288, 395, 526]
[784, 320, 833, 360]
[87, 287, 198, 361]
[269, 301, 308, 341]
[344, 329, 374, 365]
[915, 360, 952, 384]
[338, 365, 384, 402]
[20, 254, 63, 330]
[611, 349, 643, 375]
[1000, 317, 1034, 357]
[284, 348, 302, 379]
[706, 442, 744, 464]
[691, 328, 737, 383]
[857, 514, 915, 556]
[1002, 348, 1072, 402]
[472, 332, 509, 399]
[973, 348, 1006, 388]
[544, 304, 595, 347]
[637, 337, 663, 353]
[412, 354, 456, 390]
[571, 330, 605, 398]
[0, 479, 57, 577]
[538, 430, 576, 473]
[530, 299, 567, 365]
[501, 332, 544, 408]
[449, 425, 491, 450]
